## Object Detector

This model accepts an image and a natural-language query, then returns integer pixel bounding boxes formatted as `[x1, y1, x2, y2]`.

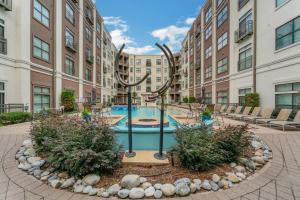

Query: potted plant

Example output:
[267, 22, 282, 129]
[82, 109, 91, 122]
[202, 107, 212, 121]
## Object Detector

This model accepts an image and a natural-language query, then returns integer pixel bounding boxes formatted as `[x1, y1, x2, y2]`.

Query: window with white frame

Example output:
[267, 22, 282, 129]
[96, 23, 101, 33]
[33, 0, 50, 27]
[136, 67, 141, 73]
[205, 46, 212, 59]
[156, 59, 161, 65]
[66, 2, 74, 24]
[217, 6, 228, 27]
[85, 26, 92, 41]
[0, 82, 5, 113]
[96, 37, 101, 48]
[217, 91, 228, 104]
[217, 32, 228, 50]
[205, 66, 212, 78]
[156, 77, 161, 82]
[33, 36, 49, 61]
[65, 56, 75, 76]
[275, 82, 300, 109]
[238, 45, 252, 71]
[276, 0, 287, 7]
[217, 57, 228, 74]
[205, 25, 212, 39]
[204, 92, 212, 104]
[156, 67, 161, 73]
[136, 59, 141, 65]
[238, 88, 251, 105]
[33, 86, 50, 112]
[65, 29, 74, 48]
[205, 6, 212, 24]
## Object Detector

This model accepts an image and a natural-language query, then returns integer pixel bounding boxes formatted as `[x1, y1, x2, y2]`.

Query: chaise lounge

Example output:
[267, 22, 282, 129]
[269, 110, 300, 131]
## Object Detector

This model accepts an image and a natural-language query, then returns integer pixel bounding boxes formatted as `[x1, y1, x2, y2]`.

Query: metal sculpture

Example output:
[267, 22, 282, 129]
[145, 43, 176, 160]
[115, 44, 150, 157]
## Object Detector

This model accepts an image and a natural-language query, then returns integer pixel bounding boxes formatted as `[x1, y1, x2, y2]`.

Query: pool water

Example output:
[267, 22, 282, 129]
[110, 106, 179, 151]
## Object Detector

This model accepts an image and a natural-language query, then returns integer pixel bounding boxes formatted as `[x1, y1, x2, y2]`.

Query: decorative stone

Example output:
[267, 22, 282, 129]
[58, 171, 69, 179]
[226, 173, 240, 183]
[255, 149, 264, 156]
[101, 191, 110, 198]
[154, 183, 162, 190]
[235, 165, 246, 173]
[83, 185, 92, 194]
[88, 188, 99, 196]
[97, 188, 105, 196]
[23, 139, 33, 148]
[161, 184, 176, 196]
[83, 174, 100, 186]
[245, 159, 256, 171]
[118, 189, 130, 199]
[129, 188, 145, 199]
[201, 180, 211, 191]
[252, 156, 265, 164]
[230, 162, 237, 168]
[193, 179, 202, 190]
[174, 177, 191, 186]
[175, 182, 190, 196]
[27, 157, 41, 164]
[107, 183, 121, 195]
[212, 174, 220, 183]
[61, 177, 75, 189]
[190, 183, 197, 193]
[139, 177, 147, 183]
[41, 171, 50, 177]
[145, 186, 155, 197]
[120, 174, 141, 189]
[49, 180, 62, 188]
[24, 148, 36, 157]
[219, 180, 229, 189]
[33, 169, 42, 177]
[154, 190, 163, 199]
[40, 175, 50, 181]
[73, 184, 84, 193]
[210, 181, 219, 191]
[236, 172, 246, 180]
[251, 141, 262, 150]
[31, 160, 45, 168]
[18, 156, 27, 163]
[18, 162, 31, 171]
[141, 182, 152, 189]
[48, 175, 58, 182]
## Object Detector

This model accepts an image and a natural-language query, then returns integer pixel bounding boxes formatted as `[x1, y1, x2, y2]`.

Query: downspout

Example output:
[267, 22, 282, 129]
[253, 0, 257, 93]
[52, 0, 56, 108]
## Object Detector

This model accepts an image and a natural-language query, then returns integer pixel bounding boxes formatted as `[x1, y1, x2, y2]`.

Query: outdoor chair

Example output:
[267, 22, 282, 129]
[221, 105, 235, 116]
[269, 110, 300, 131]
[232, 106, 253, 120]
[220, 105, 227, 113]
[227, 106, 243, 118]
[237, 107, 261, 121]
[256, 109, 292, 126]
[244, 107, 273, 122]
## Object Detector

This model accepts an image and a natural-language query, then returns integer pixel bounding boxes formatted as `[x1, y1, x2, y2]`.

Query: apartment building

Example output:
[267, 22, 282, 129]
[0, 0, 117, 112]
[184, 0, 300, 110]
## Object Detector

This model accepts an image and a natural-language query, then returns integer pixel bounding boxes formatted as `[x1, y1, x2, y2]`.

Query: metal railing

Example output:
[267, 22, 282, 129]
[0, 104, 25, 113]
[235, 20, 253, 43]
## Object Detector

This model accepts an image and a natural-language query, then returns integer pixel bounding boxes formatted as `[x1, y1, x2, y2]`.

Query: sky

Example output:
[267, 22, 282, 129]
[96, 0, 204, 54]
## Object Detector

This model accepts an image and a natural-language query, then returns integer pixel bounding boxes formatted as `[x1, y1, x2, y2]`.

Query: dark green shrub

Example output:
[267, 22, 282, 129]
[61, 90, 75, 112]
[188, 96, 196, 103]
[183, 97, 188, 103]
[213, 125, 251, 163]
[0, 112, 32, 125]
[31, 117, 121, 178]
[245, 93, 260, 107]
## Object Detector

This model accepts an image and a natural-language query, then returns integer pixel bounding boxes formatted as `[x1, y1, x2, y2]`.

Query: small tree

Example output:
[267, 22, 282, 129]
[132, 92, 138, 104]
[245, 93, 260, 107]
[61, 90, 75, 112]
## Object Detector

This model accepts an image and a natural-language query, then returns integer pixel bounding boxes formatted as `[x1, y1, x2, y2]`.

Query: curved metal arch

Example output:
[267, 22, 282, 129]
[115, 44, 150, 87]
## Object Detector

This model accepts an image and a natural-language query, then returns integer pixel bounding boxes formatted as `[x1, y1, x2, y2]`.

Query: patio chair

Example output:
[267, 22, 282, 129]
[227, 106, 243, 118]
[231, 106, 253, 120]
[256, 109, 292, 126]
[221, 105, 235, 116]
[269, 110, 300, 131]
[237, 107, 261, 121]
[220, 105, 227, 113]
[244, 107, 273, 122]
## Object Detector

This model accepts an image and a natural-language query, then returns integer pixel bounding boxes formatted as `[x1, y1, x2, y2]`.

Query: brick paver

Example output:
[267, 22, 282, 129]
[0, 120, 299, 200]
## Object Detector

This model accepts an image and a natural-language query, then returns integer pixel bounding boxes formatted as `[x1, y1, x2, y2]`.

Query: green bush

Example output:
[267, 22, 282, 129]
[183, 97, 189, 103]
[0, 112, 32, 125]
[202, 107, 212, 118]
[61, 90, 75, 112]
[31, 117, 121, 178]
[172, 125, 250, 171]
[188, 96, 196, 103]
[245, 93, 260, 107]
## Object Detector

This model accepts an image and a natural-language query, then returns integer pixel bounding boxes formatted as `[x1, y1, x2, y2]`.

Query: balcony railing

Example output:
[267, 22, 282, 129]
[0, 104, 25, 113]
[235, 20, 253, 43]
[238, 56, 252, 71]
[65, 40, 77, 52]
[0, 0, 12, 11]
[86, 53, 94, 63]
[0, 37, 7, 55]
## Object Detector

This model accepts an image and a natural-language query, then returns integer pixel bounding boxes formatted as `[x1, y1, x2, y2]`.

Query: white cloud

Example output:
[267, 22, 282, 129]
[124, 45, 156, 55]
[185, 17, 196, 25]
[151, 25, 189, 51]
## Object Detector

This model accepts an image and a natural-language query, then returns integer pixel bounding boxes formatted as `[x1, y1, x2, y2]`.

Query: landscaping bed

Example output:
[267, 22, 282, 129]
[15, 116, 272, 199]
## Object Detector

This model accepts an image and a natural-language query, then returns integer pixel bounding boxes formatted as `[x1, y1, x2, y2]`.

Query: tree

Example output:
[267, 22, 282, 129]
[245, 93, 260, 107]
[60, 90, 75, 112]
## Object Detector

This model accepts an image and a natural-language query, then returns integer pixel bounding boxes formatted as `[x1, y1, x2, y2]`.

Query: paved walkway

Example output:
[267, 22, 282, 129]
[1, 120, 300, 200]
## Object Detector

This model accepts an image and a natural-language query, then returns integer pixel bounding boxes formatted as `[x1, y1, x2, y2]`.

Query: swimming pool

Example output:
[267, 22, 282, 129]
[110, 106, 179, 151]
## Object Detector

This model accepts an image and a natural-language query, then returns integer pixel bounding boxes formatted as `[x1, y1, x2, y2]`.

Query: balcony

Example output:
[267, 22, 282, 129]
[65, 40, 77, 52]
[235, 20, 253, 43]
[85, 11, 94, 25]
[0, 0, 12, 11]
[86, 53, 94, 63]
[0, 37, 7, 55]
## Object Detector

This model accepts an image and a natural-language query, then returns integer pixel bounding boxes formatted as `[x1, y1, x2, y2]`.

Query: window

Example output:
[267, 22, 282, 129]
[164, 67, 167, 73]
[238, 11, 253, 39]
[146, 59, 151, 66]
[33, 0, 49, 27]
[275, 82, 300, 109]
[146, 77, 151, 84]
[205, 25, 212, 39]
[204, 92, 212, 104]
[146, 67, 151, 74]
[136, 67, 141, 73]
[205, 6, 212, 24]
[65, 56, 75, 75]
[217, 57, 228, 74]
[217, 91, 228, 104]
[85, 26, 92, 41]
[205, 66, 212, 78]
[276, 16, 300, 50]
[136, 85, 141, 91]
[0, 82, 5, 113]
[33, 86, 50, 112]
[66, 2, 74, 24]
[65, 29, 74, 48]
[96, 55, 100, 64]
[33, 37, 49, 61]
[96, 23, 101, 33]
[85, 92, 92, 103]
[205, 46, 212, 59]
[156, 77, 161, 82]
[196, 39, 201, 49]
[217, 32, 228, 50]
[217, 6, 228, 27]
[276, 0, 287, 7]
[239, 46, 252, 71]
[217, 0, 224, 7]
[238, 88, 251, 105]
[156, 59, 161, 65]
[136, 59, 141, 65]
[146, 86, 151, 92]
[96, 37, 101, 48]
[156, 67, 161, 73]
[0, 19, 6, 55]
[239, 0, 249, 10]
[85, 67, 92, 81]
[136, 77, 141, 82]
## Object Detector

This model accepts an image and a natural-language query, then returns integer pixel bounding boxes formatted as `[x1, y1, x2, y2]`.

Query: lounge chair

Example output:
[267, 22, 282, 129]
[233, 107, 255, 120]
[221, 105, 235, 116]
[244, 107, 273, 122]
[256, 109, 292, 126]
[237, 107, 261, 121]
[227, 106, 243, 118]
[220, 105, 227, 113]
[269, 110, 300, 131]
[213, 104, 222, 117]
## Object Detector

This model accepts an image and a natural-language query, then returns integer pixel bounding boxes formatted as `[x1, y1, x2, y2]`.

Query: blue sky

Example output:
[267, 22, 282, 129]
[96, 0, 204, 54]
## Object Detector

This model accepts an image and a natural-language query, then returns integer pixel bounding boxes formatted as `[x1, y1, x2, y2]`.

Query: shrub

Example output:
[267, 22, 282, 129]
[202, 107, 212, 118]
[188, 96, 196, 103]
[31, 117, 121, 178]
[0, 112, 32, 125]
[172, 125, 250, 171]
[183, 97, 189, 103]
[61, 90, 75, 112]
[245, 93, 260, 107]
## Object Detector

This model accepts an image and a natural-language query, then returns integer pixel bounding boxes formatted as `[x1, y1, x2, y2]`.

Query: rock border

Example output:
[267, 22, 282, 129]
[16, 134, 272, 199]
